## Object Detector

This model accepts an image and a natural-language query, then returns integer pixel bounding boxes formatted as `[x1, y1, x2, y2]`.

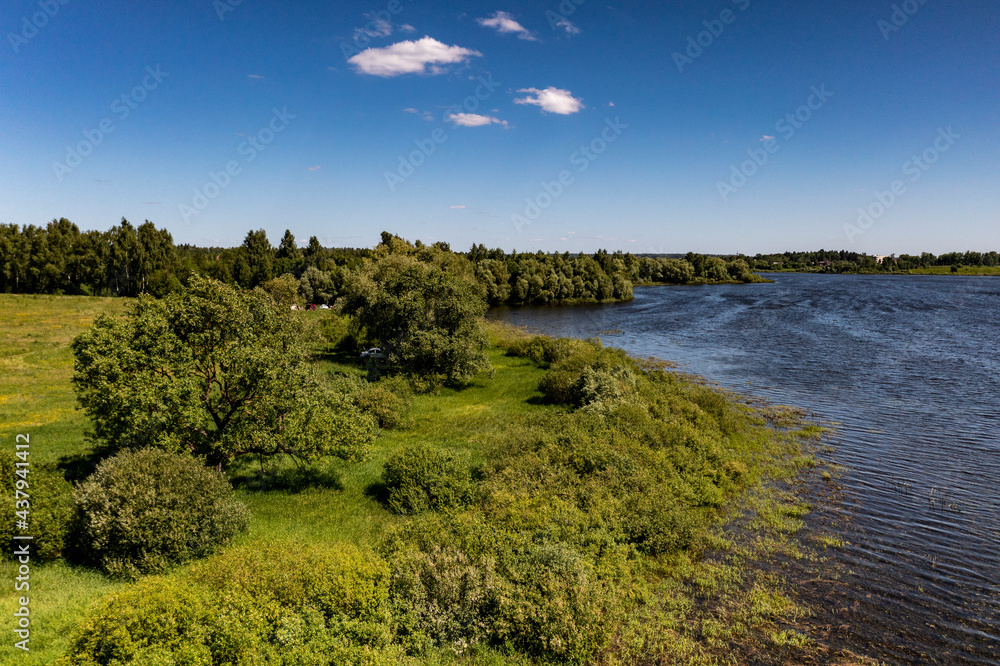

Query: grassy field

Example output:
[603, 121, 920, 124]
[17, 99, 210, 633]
[0, 295, 128, 665]
[0, 294, 870, 665]
[0, 295, 559, 664]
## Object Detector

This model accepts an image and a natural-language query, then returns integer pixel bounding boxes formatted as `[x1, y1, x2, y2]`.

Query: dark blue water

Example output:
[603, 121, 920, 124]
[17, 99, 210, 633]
[490, 273, 1000, 664]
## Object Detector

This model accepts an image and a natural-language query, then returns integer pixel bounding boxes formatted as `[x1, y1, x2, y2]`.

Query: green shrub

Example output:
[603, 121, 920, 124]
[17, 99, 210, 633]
[0, 451, 74, 562]
[574, 364, 637, 410]
[502, 335, 583, 367]
[190, 541, 392, 629]
[65, 541, 399, 666]
[351, 376, 413, 430]
[63, 576, 220, 665]
[383, 445, 471, 515]
[72, 448, 249, 578]
[388, 543, 503, 654]
[382, 515, 629, 663]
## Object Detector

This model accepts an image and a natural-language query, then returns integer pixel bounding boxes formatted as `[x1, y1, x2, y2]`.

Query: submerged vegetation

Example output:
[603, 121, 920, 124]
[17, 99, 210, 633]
[0, 236, 873, 664]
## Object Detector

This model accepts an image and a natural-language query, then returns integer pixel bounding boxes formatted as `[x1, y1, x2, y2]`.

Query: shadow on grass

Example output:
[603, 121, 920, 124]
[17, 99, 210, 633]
[363, 480, 391, 509]
[229, 463, 344, 493]
[57, 449, 109, 483]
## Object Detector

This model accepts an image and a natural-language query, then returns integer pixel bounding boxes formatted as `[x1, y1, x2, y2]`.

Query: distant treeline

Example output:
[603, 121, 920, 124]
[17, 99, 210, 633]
[0, 219, 765, 304]
[749, 249, 1000, 273]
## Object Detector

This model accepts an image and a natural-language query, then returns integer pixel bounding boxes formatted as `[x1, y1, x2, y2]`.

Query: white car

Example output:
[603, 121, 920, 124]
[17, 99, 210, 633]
[359, 347, 385, 360]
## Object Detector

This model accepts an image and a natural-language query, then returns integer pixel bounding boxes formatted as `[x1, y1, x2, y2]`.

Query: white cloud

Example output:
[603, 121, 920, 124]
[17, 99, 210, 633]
[403, 107, 419, 113]
[400, 23, 416, 32]
[554, 17, 580, 35]
[307, 166, 321, 171]
[760, 135, 776, 141]
[514, 86, 584, 115]
[349, 37, 481, 77]
[448, 112, 508, 128]
[477, 11, 537, 41]
[247, 74, 264, 79]
[449, 205, 467, 209]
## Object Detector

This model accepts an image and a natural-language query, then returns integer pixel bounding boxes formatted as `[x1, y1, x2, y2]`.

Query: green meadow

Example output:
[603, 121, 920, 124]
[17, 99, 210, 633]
[0, 294, 872, 665]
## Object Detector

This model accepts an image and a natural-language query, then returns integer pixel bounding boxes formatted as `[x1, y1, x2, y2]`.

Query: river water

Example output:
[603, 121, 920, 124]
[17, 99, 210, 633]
[489, 273, 1000, 664]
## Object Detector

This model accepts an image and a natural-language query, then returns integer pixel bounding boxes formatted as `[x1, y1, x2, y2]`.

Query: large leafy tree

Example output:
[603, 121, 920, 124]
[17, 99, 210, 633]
[342, 251, 491, 385]
[72, 276, 376, 468]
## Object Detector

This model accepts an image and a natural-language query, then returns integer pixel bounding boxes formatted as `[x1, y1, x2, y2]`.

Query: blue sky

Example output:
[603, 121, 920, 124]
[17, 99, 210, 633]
[1, 0, 998, 254]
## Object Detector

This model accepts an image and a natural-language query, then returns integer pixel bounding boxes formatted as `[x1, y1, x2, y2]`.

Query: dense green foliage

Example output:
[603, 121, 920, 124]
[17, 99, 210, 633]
[1, 221, 775, 307]
[71, 275, 377, 467]
[0, 451, 75, 562]
[63, 541, 399, 665]
[342, 243, 493, 386]
[374, 331, 794, 663]
[0, 294, 836, 665]
[748, 248, 1000, 273]
[71, 448, 249, 578]
[382, 444, 472, 515]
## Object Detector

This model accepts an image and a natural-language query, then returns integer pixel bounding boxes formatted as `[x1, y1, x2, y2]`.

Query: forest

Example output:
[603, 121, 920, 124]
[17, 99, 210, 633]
[0, 219, 765, 304]
[748, 249, 1000, 273]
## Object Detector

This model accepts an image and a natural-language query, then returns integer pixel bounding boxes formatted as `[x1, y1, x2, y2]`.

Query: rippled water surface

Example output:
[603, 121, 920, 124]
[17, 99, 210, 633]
[489, 273, 1000, 664]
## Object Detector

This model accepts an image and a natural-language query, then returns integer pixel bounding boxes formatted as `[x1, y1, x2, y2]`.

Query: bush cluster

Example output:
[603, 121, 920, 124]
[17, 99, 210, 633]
[382, 514, 632, 663]
[382, 444, 472, 515]
[72, 448, 250, 578]
[64, 541, 399, 666]
[331, 374, 413, 431]
[0, 452, 74, 562]
[379, 336, 776, 662]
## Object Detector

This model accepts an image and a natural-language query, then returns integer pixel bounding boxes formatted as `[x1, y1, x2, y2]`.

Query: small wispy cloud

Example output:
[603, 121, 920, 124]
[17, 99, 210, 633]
[354, 13, 393, 40]
[307, 166, 321, 171]
[143, 201, 162, 205]
[449, 205, 467, 209]
[760, 135, 775, 141]
[514, 86, 584, 115]
[403, 107, 419, 114]
[447, 112, 508, 128]
[400, 23, 416, 32]
[477, 11, 538, 41]
[553, 17, 580, 35]
[247, 74, 265, 79]
[349, 36, 481, 77]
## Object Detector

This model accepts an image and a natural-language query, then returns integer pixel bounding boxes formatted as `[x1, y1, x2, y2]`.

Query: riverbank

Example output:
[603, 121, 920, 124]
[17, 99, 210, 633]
[1, 295, 870, 664]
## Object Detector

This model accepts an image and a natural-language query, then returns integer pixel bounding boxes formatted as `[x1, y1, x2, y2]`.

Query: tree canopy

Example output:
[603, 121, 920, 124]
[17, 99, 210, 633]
[72, 275, 376, 468]
[342, 248, 492, 386]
